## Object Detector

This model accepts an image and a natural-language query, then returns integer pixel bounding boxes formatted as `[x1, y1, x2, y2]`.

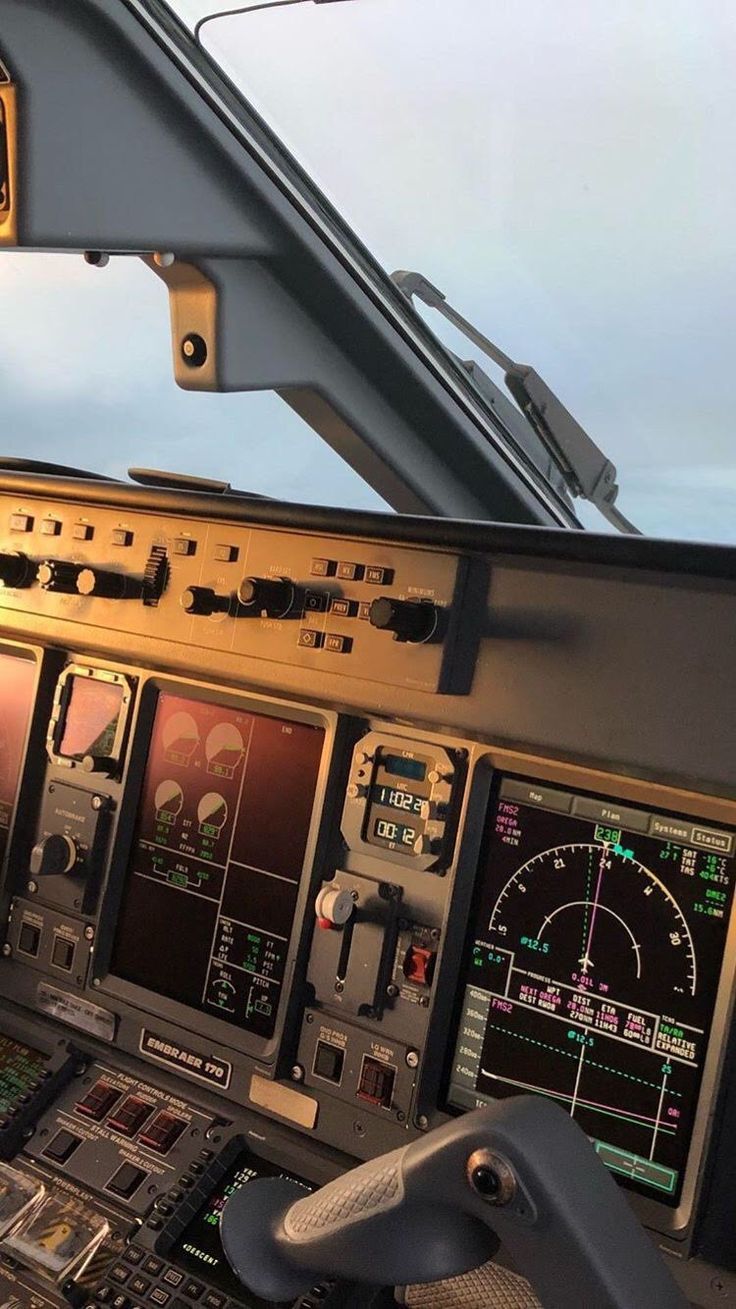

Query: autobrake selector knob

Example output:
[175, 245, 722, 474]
[30, 833, 78, 877]
[37, 559, 85, 593]
[369, 596, 440, 643]
[0, 551, 33, 589]
[76, 568, 142, 599]
[237, 575, 295, 618]
[181, 586, 230, 616]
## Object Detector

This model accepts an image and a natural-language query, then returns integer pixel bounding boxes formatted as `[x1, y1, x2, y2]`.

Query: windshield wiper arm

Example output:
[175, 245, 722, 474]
[392, 270, 640, 535]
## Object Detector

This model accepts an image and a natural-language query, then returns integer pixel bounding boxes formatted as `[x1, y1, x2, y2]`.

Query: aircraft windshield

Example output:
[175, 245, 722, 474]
[172, 0, 736, 542]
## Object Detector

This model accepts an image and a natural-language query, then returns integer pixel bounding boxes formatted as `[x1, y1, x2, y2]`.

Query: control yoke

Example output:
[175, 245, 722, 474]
[221, 1097, 687, 1309]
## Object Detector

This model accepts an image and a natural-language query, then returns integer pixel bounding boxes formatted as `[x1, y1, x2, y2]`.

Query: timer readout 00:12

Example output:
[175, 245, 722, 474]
[364, 747, 433, 854]
[373, 816, 417, 847]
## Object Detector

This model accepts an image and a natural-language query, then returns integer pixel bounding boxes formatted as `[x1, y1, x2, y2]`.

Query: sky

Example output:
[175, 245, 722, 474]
[1, 0, 735, 540]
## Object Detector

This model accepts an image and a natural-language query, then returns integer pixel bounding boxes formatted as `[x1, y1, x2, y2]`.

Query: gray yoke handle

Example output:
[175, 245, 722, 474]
[220, 1096, 688, 1308]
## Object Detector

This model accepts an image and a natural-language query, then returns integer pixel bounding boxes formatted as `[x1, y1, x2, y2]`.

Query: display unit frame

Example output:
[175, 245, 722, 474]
[0, 639, 49, 890]
[423, 746, 736, 1248]
[46, 662, 135, 774]
[93, 673, 337, 1068]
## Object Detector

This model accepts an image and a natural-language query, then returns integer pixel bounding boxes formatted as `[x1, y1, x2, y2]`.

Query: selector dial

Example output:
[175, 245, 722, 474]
[237, 575, 295, 618]
[181, 586, 231, 616]
[76, 568, 141, 600]
[37, 559, 84, 593]
[29, 833, 78, 877]
[0, 551, 32, 589]
[369, 596, 440, 644]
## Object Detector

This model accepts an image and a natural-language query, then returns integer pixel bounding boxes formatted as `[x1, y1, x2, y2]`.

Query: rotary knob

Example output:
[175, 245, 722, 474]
[29, 833, 78, 877]
[369, 596, 440, 643]
[37, 559, 84, 593]
[0, 551, 32, 589]
[76, 568, 141, 599]
[237, 575, 295, 618]
[181, 586, 230, 616]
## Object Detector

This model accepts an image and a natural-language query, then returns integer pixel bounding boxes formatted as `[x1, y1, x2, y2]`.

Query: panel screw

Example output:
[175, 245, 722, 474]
[291, 1065, 304, 1083]
[335, 981, 344, 993]
[386, 984, 399, 998]
[406, 1050, 419, 1069]
[396, 1111, 405, 1123]
[2, 944, 11, 957]
[27, 881, 37, 895]
[84, 926, 95, 941]
[305, 1012, 314, 1024]
[92, 977, 101, 988]
[92, 795, 104, 811]
[417, 1115, 429, 1130]
[181, 333, 208, 368]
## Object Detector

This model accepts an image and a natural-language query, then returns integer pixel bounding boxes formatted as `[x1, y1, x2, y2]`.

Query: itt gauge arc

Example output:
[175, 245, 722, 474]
[341, 730, 464, 872]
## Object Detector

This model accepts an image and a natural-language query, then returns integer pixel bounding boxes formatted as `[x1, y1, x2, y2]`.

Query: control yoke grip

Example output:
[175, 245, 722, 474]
[220, 1096, 688, 1309]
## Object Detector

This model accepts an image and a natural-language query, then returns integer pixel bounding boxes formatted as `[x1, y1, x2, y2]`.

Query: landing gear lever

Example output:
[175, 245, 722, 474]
[220, 1097, 687, 1309]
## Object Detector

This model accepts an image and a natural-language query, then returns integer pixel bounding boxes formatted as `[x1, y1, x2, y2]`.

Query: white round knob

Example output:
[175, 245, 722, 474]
[315, 885, 355, 926]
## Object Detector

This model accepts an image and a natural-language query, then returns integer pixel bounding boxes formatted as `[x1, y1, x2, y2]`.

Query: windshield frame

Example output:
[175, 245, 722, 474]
[127, 0, 583, 530]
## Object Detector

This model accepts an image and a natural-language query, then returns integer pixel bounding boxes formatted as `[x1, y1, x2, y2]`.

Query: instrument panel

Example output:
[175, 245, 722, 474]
[0, 475, 735, 1308]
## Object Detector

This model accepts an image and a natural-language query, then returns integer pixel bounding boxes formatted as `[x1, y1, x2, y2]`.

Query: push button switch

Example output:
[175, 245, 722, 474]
[43, 1129, 81, 1163]
[313, 1042, 345, 1084]
[107, 1162, 148, 1199]
[17, 922, 40, 957]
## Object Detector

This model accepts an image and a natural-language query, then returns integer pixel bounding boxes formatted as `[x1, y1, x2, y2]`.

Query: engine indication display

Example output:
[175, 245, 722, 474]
[0, 651, 35, 869]
[110, 692, 325, 1041]
[447, 776, 735, 1205]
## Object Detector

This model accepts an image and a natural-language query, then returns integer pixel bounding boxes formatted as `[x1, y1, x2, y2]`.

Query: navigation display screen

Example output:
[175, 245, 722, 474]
[447, 776, 735, 1204]
[172, 1148, 312, 1305]
[0, 652, 35, 868]
[58, 675, 124, 761]
[110, 692, 325, 1040]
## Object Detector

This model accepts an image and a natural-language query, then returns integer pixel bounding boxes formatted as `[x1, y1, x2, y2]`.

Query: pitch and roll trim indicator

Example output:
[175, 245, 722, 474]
[447, 777, 735, 1205]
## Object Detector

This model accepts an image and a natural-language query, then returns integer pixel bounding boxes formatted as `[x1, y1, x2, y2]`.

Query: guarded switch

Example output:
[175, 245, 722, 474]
[76, 1080, 121, 1121]
[107, 1095, 153, 1137]
[138, 1110, 186, 1154]
[402, 945, 436, 986]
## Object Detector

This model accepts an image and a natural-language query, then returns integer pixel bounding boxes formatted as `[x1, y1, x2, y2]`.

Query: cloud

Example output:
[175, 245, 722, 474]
[1, 1, 735, 542]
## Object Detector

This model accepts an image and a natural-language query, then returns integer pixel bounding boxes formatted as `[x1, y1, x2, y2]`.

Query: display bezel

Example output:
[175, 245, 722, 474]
[94, 675, 336, 1067]
[46, 663, 134, 773]
[429, 750, 736, 1243]
[341, 729, 462, 871]
[0, 640, 43, 885]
